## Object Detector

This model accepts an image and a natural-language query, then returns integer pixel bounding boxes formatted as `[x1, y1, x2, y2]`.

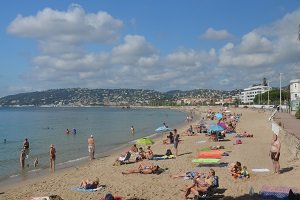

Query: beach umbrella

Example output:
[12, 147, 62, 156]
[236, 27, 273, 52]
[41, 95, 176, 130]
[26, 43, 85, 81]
[215, 113, 222, 119]
[208, 125, 224, 133]
[136, 138, 154, 145]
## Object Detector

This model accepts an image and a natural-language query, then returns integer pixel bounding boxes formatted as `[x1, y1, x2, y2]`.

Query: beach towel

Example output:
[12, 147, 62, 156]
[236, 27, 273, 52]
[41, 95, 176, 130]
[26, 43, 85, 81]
[260, 185, 300, 199]
[252, 168, 270, 172]
[196, 140, 206, 144]
[71, 185, 105, 192]
[28, 195, 63, 200]
[192, 158, 220, 163]
[151, 155, 175, 160]
[196, 150, 224, 159]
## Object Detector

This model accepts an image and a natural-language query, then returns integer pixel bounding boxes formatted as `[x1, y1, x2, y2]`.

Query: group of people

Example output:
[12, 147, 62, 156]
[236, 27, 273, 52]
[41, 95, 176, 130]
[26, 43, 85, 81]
[19, 138, 56, 172]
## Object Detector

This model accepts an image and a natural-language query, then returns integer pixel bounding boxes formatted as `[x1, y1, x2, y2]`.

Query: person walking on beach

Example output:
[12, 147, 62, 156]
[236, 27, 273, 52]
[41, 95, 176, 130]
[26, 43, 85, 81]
[49, 144, 56, 172]
[20, 148, 26, 169]
[23, 138, 30, 158]
[88, 135, 95, 160]
[173, 129, 179, 156]
[270, 133, 281, 174]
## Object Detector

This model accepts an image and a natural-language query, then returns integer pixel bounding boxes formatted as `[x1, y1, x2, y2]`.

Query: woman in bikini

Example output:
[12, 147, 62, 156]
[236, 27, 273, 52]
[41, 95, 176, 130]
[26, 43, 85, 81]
[121, 163, 159, 175]
[49, 144, 56, 172]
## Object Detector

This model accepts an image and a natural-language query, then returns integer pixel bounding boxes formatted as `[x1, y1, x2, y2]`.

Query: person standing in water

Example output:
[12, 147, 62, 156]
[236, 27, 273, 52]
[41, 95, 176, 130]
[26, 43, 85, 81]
[23, 138, 30, 158]
[88, 135, 95, 160]
[49, 144, 56, 172]
[130, 126, 135, 137]
[270, 134, 281, 174]
[20, 148, 26, 169]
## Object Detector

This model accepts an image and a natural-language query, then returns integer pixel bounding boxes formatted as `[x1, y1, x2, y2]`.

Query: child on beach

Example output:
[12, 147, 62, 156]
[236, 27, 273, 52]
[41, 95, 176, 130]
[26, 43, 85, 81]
[240, 166, 250, 179]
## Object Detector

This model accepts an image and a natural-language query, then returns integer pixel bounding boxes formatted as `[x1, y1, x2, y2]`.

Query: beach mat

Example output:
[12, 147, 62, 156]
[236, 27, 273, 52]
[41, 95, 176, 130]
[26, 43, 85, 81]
[192, 158, 220, 163]
[197, 162, 228, 167]
[260, 185, 300, 199]
[71, 185, 105, 192]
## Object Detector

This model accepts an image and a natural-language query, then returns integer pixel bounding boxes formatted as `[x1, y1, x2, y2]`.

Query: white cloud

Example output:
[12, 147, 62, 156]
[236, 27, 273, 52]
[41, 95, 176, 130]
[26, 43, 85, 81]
[201, 28, 232, 40]
[5, 5, 300, 95]
[7, 4, 123, 46]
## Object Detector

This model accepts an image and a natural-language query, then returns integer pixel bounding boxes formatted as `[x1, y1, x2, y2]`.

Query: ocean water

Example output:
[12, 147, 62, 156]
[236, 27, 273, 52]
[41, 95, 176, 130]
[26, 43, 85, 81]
[0, 107, 185, 182]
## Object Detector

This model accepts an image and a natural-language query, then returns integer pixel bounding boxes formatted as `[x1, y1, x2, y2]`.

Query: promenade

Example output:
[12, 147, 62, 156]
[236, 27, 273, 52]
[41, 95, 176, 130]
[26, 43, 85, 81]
[274, 112, 300, 139]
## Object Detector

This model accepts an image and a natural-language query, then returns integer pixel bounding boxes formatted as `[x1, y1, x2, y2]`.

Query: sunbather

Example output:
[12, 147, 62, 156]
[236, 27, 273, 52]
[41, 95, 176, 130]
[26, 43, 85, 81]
[79, 177, 99, 189]
[145, 146, 154, 160]
[172, 170, 201, 179]
[121, 163, 159, 175]
[234, 131, 253, 138]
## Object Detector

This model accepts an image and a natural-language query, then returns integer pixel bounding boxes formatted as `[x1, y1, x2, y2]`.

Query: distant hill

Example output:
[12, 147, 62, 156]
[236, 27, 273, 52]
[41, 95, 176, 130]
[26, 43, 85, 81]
[0, 88, 242, 106]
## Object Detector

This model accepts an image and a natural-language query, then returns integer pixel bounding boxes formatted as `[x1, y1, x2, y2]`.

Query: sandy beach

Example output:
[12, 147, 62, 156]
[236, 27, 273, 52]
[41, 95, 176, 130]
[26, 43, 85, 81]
[1, 107, 300, 200]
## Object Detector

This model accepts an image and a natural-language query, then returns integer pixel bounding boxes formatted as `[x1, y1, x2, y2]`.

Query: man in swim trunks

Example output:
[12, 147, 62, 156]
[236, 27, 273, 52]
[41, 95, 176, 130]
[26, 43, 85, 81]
[88, 135, 95, 160]
[270, 133, 281, 174]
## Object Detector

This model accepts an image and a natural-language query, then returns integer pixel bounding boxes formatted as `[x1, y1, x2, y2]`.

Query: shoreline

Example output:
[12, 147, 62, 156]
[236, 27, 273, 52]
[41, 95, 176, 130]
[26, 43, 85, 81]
[0, 106, 196, 191]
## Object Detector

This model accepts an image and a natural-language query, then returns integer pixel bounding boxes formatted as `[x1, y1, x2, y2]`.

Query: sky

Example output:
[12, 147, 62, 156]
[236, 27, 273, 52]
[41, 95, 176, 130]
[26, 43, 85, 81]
[1, 0, 300, 97]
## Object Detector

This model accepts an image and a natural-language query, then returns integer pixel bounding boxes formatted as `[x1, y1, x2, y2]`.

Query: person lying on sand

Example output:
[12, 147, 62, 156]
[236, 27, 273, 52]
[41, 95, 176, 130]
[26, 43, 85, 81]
[234, 131, 253, 138]
[79, 177, 99, 189]
[121, 163, 160, 175]
[171, 170, 201, 179]
[184, 169, 217, 199]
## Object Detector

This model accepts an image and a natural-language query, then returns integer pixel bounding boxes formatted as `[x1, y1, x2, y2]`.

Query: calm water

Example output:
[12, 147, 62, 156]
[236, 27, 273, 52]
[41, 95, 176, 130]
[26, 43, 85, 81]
[0, 107, 185, 182]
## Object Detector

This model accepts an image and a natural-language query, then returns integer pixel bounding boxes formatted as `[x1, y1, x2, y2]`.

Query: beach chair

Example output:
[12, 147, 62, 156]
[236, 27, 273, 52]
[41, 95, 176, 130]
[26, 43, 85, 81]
[120, 152, 131, 164]
[195, 176, 219, 200]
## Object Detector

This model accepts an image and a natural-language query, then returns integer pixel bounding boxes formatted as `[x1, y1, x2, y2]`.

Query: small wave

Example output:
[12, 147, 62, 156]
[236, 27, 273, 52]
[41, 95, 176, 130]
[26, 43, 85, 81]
[9, 174, 19, 178]
[56, 156, 88, 166]
[28, 168, 42, 173]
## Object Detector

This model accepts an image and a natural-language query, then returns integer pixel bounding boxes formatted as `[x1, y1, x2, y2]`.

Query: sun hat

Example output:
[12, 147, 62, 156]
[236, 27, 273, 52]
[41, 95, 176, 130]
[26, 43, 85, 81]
[90, 135, 94, 138]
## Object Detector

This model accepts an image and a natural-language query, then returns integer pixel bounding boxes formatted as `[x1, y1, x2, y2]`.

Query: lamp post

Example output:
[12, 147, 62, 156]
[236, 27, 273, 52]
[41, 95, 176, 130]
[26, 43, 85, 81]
[267, 81, 271, 106]
[279, 73, 282, 110]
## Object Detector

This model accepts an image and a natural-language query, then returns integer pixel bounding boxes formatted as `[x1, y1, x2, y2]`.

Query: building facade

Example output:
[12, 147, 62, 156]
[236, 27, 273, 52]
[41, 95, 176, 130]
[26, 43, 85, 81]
[290, 79, 300, 111]
[240, 85, 271, 104]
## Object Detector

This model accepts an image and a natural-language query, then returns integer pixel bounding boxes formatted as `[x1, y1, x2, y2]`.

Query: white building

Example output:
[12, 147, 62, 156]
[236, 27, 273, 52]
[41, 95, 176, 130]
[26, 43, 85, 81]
[290, 79, 300, 101]
[240, 85, 271, 104]
[290, 79, 300, 111]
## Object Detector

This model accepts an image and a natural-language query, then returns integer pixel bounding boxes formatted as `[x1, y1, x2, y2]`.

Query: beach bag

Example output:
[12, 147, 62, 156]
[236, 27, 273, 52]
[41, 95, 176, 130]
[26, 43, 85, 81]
[165, 149, 173, 156]
[235, 139, 242, 144]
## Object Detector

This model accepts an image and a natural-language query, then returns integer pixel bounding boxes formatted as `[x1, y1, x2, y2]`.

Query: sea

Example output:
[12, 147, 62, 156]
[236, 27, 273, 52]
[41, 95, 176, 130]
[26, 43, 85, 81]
[0, 106, 186, 184]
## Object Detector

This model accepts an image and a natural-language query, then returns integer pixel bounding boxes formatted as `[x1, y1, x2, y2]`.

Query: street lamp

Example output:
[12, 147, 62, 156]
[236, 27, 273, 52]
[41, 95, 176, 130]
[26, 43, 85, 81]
[267, 81, 271, 106]
[279, 73, 283, 110]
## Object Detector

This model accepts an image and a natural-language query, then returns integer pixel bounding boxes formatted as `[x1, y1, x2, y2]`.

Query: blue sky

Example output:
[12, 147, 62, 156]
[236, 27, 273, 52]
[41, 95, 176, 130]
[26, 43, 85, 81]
[1, 0, 300, 97]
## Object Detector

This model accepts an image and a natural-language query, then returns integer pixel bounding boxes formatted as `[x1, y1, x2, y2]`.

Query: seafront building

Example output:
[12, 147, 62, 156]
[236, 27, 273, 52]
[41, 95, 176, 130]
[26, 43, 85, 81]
[290, 79, 300, 111]
[240, 85, 271, 104]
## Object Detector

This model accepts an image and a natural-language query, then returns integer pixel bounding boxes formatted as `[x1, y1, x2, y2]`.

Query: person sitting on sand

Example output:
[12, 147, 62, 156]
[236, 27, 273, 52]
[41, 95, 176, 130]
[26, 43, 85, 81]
[240, 166, 250, 179]
[122, 163, 160, 175]
[184, 169, 217, 199]
[187, 125, 195, 136]
[145, 146, 154, 160]
[163, 132, 174, 144]
[79, 177, 99, 189]
[136, 147, 146, 162]
[229, 161, 242, 179]
[130, 144, 138, 154]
